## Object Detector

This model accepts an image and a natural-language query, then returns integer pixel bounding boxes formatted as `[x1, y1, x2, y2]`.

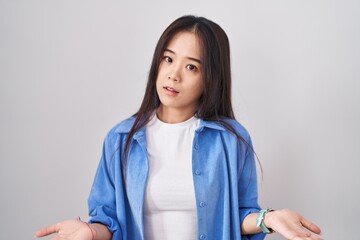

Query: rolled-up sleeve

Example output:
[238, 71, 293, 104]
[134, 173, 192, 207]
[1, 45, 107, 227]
[238, 134, 265, 239]
[88, 129, 123, 239]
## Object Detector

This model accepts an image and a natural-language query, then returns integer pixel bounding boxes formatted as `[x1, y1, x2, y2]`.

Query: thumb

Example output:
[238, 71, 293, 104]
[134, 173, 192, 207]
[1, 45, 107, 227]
[300, 217, 322, 235]
[34, 224, 60, 238]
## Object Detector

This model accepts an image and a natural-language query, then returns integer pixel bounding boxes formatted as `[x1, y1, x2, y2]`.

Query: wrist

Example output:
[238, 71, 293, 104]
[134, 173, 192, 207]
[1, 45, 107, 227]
[256, 208, 275, 234]
[263, 210, 275, 230]
[78, 217, 95, 240]
[85, 222, 95, 240]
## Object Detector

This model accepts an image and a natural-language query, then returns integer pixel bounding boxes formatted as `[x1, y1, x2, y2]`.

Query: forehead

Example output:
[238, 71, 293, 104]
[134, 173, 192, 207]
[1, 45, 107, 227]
[165, 31, 202, 58]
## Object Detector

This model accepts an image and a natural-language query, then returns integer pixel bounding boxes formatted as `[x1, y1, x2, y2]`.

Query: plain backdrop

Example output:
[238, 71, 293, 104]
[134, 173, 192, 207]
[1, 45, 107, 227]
[1, 0, 359, 239]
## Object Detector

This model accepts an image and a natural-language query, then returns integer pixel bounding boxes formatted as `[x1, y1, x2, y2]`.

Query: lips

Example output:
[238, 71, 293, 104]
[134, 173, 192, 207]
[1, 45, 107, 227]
[163, 86, 179, 94]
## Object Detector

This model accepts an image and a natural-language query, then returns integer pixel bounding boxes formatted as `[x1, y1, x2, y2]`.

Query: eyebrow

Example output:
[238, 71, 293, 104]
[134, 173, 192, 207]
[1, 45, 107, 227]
[164, 48, 202, 64]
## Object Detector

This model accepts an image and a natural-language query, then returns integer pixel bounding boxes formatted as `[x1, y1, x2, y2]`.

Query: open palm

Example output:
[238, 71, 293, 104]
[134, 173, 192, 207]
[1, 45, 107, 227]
[35, 218, 93, 240]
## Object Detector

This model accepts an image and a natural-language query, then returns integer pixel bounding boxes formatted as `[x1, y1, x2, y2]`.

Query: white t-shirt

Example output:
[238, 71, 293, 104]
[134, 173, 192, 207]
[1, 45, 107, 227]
[144, 114, 200, 240]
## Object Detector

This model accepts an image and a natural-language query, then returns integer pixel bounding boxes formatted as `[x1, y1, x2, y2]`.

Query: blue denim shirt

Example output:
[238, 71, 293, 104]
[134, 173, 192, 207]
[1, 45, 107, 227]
[88, 116, 265, 240]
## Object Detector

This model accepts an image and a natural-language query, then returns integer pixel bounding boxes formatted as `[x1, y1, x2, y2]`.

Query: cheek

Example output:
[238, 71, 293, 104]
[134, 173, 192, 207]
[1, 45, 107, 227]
[155, 77, 161, 94]
[157, 63, 167, 78]
[196, 78, 204, 96]
[155, 67, 164, 88]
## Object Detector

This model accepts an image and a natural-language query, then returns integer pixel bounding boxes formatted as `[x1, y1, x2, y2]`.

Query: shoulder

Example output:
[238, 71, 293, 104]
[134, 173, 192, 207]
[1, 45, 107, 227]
[106, 115, 137, 136]
[200, 118, 252, 142]
[103, 116, 136, 144]
[111, 116, 136, 134]
[223, 118, 251, 141]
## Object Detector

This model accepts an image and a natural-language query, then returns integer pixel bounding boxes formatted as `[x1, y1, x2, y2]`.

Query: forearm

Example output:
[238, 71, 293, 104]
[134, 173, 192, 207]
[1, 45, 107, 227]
[89, 223, 112, 240]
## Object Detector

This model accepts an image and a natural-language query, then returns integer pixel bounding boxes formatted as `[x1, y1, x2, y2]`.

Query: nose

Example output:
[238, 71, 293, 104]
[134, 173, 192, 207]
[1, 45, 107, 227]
[167, 64, 181, 82]
[167, 75, 178, 81]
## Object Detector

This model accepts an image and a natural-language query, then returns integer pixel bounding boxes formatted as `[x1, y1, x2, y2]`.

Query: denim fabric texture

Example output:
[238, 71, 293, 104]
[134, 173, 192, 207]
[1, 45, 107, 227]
[88, 116, 265, 240]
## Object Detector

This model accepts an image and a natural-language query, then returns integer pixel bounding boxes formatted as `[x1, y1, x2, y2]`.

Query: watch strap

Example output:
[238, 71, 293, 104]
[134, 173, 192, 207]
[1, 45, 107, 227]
[256, 208, 275, 234]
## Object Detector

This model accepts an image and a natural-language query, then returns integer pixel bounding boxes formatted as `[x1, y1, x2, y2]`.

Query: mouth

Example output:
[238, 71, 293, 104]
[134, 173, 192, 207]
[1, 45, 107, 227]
[163, 86, 179, 94]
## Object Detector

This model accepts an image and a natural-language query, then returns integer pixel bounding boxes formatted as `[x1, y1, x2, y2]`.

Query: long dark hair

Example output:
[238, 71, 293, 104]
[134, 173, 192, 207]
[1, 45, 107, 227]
[123, 15, 256, 171]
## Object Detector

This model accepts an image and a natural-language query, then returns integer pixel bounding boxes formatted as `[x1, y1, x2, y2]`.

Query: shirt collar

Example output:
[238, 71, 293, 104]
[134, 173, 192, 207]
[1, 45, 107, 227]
[197, 119, 227, 132]
[114, 116, 227, 135]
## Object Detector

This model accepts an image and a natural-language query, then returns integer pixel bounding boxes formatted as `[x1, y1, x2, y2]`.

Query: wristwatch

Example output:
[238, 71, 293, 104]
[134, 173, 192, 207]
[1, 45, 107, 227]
[256, 208, 275, 234]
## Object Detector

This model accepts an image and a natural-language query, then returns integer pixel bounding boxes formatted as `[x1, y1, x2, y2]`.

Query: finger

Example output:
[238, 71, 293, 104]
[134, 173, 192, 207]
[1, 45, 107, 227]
[290, 228, 322, 240]
[294, 233, 323, 240]
[293, 234, 322, 240]
[50, 236, 64, 240]
[34, 224, 60, 237]
[310, 234, 323, 240]
[300, 218, 321, 234]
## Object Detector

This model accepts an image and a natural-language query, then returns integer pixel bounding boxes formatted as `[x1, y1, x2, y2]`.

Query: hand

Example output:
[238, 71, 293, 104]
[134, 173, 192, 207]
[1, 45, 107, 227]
[264, 208, 322, 240]
[34, 217, 94, 240]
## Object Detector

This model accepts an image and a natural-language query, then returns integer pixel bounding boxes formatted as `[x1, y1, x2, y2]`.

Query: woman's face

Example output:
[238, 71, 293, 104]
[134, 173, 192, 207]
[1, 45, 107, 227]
[156, 31, 203, 119]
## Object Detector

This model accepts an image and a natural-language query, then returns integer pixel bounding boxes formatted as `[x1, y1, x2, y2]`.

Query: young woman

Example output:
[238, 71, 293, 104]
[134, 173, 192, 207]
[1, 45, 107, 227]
[35, 15, 322, 240]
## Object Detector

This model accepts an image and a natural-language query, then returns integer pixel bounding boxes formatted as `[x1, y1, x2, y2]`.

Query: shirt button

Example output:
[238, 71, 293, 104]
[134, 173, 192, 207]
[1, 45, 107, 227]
[194, 144, 199, 150]
[199, 201, 206, 207]
[195, 170, 201, 175]
[199, 234, 206, 239]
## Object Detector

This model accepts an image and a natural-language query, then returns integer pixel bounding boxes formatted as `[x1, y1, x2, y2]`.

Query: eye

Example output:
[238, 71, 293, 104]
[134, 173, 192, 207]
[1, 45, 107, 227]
[162, 56, 172, 63]
[186, 64, 197, 71]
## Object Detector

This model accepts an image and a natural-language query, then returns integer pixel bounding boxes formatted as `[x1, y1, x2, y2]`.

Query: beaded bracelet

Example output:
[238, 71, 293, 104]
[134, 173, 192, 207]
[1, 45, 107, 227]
[78, 217, 95, 240]
[84, 222, 95, 240]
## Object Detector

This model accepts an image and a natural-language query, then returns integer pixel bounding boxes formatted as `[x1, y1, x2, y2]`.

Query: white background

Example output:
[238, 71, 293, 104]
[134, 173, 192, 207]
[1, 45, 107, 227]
[1, 0, 359, 239]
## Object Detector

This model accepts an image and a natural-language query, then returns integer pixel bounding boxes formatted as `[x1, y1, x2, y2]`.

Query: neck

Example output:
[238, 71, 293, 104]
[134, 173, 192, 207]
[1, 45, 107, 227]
[156, 106, 195, 123]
